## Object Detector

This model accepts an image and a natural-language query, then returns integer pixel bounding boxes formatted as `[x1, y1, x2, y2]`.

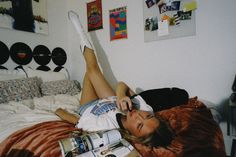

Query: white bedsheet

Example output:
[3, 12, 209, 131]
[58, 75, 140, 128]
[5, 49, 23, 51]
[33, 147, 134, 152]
[0, 94, 81, 142]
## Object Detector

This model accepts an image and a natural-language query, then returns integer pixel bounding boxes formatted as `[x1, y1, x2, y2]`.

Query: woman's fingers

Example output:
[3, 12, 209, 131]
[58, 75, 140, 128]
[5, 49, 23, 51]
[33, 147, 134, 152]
[116, 97, 132, 111]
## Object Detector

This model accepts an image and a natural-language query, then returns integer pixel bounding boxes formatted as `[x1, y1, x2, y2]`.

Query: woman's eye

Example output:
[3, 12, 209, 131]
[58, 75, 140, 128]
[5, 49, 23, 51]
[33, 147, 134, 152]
[137, 123, 143, 131]
[146, 114, 154, 119]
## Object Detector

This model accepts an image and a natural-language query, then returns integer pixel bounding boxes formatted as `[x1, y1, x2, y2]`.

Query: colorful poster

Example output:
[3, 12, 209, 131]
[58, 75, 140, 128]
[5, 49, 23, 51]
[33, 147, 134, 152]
[87, 0, 103, 32]
[109, 6, 127, 41]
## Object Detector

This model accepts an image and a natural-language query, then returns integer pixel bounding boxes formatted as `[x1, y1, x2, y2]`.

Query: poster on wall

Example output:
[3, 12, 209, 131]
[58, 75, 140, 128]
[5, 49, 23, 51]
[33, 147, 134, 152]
[0, 0, 48, 35]
[143, 0, 197, 42]
[87, 0, 103, 32]
[109, 6, 127, 41]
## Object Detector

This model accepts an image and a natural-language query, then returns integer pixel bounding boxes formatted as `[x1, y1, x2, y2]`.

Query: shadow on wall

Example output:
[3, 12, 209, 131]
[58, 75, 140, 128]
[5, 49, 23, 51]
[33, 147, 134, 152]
[89, 32, 118, 89]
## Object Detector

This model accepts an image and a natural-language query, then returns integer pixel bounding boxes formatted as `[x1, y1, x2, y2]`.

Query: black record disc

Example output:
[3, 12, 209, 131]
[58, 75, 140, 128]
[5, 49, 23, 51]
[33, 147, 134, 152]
[10, 42, 33, 65]
[33, 45, 51, 66]
[52, 47, 67, 66]
[0, 41, 10, 65]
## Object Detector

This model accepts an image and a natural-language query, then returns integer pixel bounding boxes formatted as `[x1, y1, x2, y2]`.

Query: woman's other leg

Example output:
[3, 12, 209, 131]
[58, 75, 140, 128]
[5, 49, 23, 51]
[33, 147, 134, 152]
[55, 48, 115, 123]
[79, 72, 98, 105]
[81, 47, 115, 101]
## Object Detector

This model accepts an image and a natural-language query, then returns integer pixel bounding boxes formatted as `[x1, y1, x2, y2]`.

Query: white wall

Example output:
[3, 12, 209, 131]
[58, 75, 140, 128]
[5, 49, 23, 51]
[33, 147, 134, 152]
[68, 0, 236, 105]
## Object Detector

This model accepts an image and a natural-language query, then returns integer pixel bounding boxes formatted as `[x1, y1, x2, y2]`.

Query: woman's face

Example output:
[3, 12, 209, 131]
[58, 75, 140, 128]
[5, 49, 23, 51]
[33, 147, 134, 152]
[123, 109, 160, 137]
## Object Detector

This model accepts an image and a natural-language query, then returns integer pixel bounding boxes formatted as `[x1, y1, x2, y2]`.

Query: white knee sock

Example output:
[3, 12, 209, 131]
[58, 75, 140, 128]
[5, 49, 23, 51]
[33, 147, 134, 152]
[68, 10, 93, 53]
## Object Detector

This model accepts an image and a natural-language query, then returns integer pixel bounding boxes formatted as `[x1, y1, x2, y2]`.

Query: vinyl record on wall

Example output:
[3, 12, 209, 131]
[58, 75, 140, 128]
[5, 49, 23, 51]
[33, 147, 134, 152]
[33, 45, 51, 66]
[0, 41, 10, 65]
[52, 47, 67, 66]
[10, 42, 33, 65]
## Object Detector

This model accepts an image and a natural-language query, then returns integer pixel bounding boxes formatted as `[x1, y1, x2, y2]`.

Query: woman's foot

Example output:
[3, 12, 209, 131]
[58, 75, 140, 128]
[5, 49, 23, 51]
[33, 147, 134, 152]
[68, 10, 93, 53]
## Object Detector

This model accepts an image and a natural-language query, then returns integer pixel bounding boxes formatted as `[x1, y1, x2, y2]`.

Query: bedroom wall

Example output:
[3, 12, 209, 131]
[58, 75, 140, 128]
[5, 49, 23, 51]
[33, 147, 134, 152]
[68, 0, 236, 106]
[0, 0, 235, 107]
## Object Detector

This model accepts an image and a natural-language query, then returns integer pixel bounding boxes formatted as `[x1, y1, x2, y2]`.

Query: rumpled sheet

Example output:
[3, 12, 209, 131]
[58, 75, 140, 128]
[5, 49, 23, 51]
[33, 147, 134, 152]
[0, 94, 80, 142]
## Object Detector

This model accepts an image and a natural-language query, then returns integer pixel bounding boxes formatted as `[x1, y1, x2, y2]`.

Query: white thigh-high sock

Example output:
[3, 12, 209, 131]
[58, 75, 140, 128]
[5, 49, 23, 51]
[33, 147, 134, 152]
[68, 10, 93, 53]
[68, 10, 103, 72]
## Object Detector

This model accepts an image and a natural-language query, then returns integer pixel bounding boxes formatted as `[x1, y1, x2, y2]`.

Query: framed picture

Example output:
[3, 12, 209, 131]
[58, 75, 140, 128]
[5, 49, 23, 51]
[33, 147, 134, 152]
[109, 6, 127, 41]
[0, 0, 48, 35]
[87, 0, 103, 32]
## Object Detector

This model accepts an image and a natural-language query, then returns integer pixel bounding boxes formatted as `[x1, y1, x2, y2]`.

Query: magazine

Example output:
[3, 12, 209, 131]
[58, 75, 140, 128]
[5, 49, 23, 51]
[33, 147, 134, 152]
[58, 130, 142, 157]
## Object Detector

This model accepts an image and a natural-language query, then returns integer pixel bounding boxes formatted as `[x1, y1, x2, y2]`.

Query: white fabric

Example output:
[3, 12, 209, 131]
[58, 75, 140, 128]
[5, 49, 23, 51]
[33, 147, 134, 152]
[76, 95, 153, 132]
[0, 14, 14, 29]
[68, 10, 94, 52]
[0, 93, 80, 142]
[0, 69, 27, 81]
[132, 95, 154, 112]
[25, 67, 68, 82]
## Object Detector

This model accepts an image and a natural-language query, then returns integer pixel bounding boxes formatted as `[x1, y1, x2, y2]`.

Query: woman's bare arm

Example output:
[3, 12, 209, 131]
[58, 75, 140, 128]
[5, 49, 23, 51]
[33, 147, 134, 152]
[55, 108, 80, 125]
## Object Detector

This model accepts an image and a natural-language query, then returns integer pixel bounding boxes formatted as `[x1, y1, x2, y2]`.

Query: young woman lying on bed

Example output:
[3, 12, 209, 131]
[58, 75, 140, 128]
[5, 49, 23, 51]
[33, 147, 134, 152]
[0, 10, 226, 157]
[56, 11, 225, 157]
[55, 11, 226, 157]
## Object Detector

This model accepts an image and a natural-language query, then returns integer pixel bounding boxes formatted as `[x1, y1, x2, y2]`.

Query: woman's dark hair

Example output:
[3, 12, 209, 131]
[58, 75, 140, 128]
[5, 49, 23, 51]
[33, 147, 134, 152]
[140, 116, 175, 147]
[120, 115, 175, 148]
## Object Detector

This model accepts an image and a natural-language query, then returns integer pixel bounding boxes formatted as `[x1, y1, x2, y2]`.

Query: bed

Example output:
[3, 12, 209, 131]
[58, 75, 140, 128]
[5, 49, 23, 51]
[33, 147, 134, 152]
[0, 42, 227, 157]
[0, 76, 227, 157]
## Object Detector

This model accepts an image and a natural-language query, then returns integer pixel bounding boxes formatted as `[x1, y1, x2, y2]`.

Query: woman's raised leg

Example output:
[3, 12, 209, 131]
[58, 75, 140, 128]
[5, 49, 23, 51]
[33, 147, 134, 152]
[68, 10, 115, 100]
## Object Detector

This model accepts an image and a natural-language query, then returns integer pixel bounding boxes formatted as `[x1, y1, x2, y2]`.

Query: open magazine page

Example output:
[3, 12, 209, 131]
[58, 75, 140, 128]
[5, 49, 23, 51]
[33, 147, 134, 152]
[78, 139, 142, 157]
[59, 130, 141, 157]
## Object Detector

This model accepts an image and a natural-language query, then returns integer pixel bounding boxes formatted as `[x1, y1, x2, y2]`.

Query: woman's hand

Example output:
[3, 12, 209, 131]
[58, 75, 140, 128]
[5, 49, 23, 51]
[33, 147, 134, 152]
[116, 81, 136, 111]
[116, 96, 132, 111]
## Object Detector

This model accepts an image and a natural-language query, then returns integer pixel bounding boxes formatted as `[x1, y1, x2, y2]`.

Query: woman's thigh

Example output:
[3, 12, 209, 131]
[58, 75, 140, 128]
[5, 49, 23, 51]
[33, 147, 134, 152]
[80, 73, 98, 105]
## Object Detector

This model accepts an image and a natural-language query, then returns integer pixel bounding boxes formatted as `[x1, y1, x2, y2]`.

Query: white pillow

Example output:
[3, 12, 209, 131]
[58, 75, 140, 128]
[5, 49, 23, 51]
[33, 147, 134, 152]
[0, 69, 27, 81]
[26, 67, 68, 82]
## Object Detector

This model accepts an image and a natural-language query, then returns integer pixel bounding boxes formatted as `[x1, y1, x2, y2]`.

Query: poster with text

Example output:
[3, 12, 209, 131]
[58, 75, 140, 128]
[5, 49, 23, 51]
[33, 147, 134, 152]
[109, 6, 127, 41]
[87, 0, 103, 32]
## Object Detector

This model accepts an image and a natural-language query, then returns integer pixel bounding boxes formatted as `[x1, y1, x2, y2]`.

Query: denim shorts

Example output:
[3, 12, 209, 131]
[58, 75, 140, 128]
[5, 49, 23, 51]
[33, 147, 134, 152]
[76, 99, 98, 116]
[76, 96, 117, 116]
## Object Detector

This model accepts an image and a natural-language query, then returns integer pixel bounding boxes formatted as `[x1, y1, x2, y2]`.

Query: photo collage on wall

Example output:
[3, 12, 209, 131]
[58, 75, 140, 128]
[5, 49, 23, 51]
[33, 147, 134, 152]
[143, 0, 197, 42]
[87, 0, 127, 41]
